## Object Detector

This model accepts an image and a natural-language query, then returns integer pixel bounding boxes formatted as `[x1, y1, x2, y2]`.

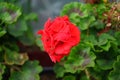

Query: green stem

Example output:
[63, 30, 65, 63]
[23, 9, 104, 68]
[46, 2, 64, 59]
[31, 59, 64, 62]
[85, 69, 90, 80]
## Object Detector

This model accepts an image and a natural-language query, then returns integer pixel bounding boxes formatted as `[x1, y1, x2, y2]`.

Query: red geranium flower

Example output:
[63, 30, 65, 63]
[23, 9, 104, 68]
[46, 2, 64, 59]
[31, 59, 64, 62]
[37, 16, 80, 63]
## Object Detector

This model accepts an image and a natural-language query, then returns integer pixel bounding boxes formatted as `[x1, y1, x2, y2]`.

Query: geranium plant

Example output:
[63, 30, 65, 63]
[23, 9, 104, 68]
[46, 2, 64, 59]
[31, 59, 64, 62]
[38, 0, 120, 80]
[0, 1, 42, 80]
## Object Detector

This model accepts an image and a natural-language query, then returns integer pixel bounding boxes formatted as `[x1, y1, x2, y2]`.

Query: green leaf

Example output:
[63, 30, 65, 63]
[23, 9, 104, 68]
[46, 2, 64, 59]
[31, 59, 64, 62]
[0, 63, 6, 80]
[91, 20, 105, 29]
[80, 16, 95, 30]
[96, 59, 114, 70]
[63, 75, 76, 80]
[81, 51, 96, 70]
[60, 2, 95, 30]
[18, 26, 35, 46]
[77, 43, 96, 70]
[69, 13, 80, 25]
[99, 41, 111, 51]
[4, 48, 28, 65]
[60, 2, 81, 16]
[0, 29, 6, 38]
[54, 63, 65, 78]
[61, 43, 96, 74]
[24, 13, 38, 21]
[114, 31, 120, 45]
[22, 61, 43, 74]
[64, 55, 84, 73]
[9, 61, 43, 80]
[83, 35, 98, 45]
[108, 55, 120, 80]
[89, 67, 109, 80]
[78, 17, 90, 30]
[97, 33, 116, 51]
[76, 14, 95, 30]
[3, 42, 19, 52]
[99, 33, 116, 41]
[98, 33, 116, 46]
[63, 45, 84, 73]
[8, 20, 28, 37]
[35, 37, 44, 51]
[0, 2, 21, 24]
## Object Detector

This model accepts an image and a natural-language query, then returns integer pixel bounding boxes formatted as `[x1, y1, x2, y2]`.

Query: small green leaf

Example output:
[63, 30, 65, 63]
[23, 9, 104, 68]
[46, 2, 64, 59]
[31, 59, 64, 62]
[81, 51, 96, 70]
[24, 13, 38, 21]
[0, 30, 6, 38]
[98, 33, 116, 46]
[35, 37, 44, 51]
[64, 56, 84, 73]
[84, 35, 98, 45]
[99, 33, 116, 42]
[60, 2, 81, 16]
[89, 67, 109, 80]
[22, 61, 43, 74]
[96, 59, 114, 70]
[69, 13, 80, 24]
[9, 61, 43, 80]
[99, 41, 111, 51]
[60, 2, 95, 30]
[108, 55, 120, 80]
[4, 48, 28, 65]
[18, 26, 35, 46]
[91, 20, 105, 29]
[79, 18, 90, 30]
[8, 20, 28, 37]
[54, 63, 65, 78]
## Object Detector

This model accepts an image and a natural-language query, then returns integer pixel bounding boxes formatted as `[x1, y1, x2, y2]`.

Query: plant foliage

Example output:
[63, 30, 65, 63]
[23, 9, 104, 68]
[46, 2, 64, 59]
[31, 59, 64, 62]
[0, 1, 42, 80]
[54, 1, 120, 80]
